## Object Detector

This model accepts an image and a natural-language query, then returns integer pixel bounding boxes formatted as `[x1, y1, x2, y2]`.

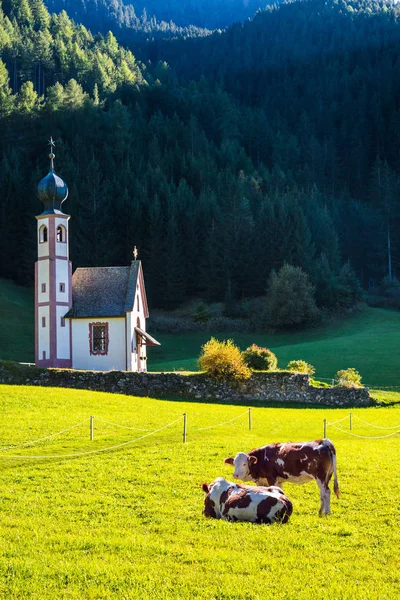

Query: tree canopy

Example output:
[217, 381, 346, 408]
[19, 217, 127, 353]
[0, 0, 399, 317]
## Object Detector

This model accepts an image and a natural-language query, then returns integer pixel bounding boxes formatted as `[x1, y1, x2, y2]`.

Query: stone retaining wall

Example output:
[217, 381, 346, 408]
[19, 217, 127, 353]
[0, 363, 372, 407]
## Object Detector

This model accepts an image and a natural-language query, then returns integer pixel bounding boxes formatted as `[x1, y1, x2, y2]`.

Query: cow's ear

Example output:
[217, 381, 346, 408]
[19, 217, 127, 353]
[249, 456, 258, 465]
[224, 457, 234, 465]
[201, 483, 209, 494]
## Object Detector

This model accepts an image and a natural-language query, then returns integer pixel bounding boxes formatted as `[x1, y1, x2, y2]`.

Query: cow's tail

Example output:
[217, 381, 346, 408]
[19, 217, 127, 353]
[324, 438, 340, 498]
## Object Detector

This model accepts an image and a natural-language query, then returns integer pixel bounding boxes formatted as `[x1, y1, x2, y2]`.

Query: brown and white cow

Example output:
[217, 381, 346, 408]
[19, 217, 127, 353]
[202, 477, 293, 524]
[224, 438, 339, 516]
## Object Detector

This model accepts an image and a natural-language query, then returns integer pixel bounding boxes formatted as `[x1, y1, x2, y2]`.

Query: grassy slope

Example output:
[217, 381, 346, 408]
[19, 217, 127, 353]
[0, 385, 399, 599]
[1, 277, 399, 388]
[0, 279, 34, 363]
[148, 308, 400, 388]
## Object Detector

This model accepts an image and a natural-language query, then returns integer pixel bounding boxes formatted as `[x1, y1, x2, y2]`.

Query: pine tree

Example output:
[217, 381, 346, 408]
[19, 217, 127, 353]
[17, 80, 39, 113]
[0, 58, 14, 115]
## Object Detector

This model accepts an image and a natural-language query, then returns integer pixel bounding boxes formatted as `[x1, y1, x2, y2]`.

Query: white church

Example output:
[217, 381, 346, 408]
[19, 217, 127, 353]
[34, 139, 160, 372]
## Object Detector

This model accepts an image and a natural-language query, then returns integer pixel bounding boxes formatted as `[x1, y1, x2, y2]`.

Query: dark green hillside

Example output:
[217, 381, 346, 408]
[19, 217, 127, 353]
[1, 0, 400, 317]
[0, 279, 33, 362]
[44, 0, 212, 42]
[44, 0, 270, 32]
[146, 0, 400, 287]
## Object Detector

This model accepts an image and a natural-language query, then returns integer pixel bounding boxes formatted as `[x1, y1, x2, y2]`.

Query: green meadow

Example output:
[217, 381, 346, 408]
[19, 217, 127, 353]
[148, 308, 400, 388]
[1, 385, 399, 599]
[1, 278, 400, 389]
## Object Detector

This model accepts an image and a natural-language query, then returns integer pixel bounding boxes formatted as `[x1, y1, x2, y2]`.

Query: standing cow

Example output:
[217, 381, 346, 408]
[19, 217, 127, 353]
[224, 438, 339, 516]
[202, 477, 293, 524]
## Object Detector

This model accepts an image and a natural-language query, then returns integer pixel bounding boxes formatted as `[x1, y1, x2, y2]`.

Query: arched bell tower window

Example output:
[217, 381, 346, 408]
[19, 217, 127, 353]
[39, 225, 48, 243]
[57, 225, 66, 243]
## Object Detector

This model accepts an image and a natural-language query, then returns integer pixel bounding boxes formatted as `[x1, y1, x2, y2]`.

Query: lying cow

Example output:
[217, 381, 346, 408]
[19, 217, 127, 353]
[224, 438, 339, 516]
[201, 477, 293, 524]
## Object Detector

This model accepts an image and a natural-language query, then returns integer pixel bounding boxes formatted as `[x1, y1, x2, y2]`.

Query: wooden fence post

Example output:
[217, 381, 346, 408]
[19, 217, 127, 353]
[183, 413, 187, 444]
[323, 418, 327, 438]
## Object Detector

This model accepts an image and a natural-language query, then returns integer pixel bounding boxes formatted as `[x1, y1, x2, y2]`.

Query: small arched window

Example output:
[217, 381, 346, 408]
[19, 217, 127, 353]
[137, 294, 140, 312]
[57, 225, 66, 243]
[39, 225, 48, 243]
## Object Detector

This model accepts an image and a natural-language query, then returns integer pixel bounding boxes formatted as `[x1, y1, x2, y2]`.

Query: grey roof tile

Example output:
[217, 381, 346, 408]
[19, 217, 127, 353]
[65, 262, 140, 318]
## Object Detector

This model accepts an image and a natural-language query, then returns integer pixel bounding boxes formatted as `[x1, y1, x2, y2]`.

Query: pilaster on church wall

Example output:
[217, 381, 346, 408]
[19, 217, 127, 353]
[125, 311, 133, 371]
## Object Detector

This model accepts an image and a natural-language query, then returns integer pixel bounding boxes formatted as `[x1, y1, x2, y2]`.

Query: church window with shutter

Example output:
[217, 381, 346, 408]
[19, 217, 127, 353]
[89, 322, 109, 355]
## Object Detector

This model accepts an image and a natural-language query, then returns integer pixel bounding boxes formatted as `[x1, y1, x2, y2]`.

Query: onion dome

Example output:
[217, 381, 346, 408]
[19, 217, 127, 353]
[37, 137, 68, 213]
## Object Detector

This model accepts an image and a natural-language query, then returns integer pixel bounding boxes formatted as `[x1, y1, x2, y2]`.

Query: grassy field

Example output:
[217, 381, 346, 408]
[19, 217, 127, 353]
[1, 385, 399, 599]
[148, 308, 400, 388]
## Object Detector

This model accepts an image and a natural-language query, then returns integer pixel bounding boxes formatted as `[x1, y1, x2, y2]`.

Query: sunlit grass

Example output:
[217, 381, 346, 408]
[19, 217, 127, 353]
[1, 385, 400, 599]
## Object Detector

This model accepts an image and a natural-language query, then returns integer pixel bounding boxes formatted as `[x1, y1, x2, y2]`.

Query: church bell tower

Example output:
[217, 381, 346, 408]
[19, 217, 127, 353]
[35, 138, 72, 367]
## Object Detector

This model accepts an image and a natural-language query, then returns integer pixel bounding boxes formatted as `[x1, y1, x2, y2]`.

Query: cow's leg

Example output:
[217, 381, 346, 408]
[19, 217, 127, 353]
[316, 479, 330, 516]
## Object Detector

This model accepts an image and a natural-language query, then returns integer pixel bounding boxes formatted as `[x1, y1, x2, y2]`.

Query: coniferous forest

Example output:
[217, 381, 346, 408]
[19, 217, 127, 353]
[1, 0, 400, 320]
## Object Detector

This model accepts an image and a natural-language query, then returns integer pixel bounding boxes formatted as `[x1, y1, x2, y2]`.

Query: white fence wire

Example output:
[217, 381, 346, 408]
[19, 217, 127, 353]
[2, 405, 400, 463]
[95, 417, 153, 432]
[0, 416, 183, 460]
[0, 408, 253, 461]
[325, 412, 400, 439]
[194, 410, 249, 431]
[328, 422, 400, 439]
[352, 413, 400, 430]
[0, 418, 91, 451]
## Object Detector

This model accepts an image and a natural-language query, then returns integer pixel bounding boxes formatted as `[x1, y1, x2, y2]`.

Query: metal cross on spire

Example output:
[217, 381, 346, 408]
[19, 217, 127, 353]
[133, 246, 138, 261]
[48, 136, 56, 172]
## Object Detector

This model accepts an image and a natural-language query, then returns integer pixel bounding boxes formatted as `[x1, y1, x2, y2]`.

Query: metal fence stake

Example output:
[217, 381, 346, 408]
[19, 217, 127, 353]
[90, 416, 94, 441]
[249, 408, 252, 431]
[323, 418, 327, 438]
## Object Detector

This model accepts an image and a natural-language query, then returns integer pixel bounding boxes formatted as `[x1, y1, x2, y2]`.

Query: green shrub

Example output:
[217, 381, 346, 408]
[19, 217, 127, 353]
[264, 264, 320, 329]
[242, 345, 278, 371]
[287, 359, 316, 377]
[193, 303, 211, 323]
[198, 337, 251, 383]
[336, 368, 363, 388]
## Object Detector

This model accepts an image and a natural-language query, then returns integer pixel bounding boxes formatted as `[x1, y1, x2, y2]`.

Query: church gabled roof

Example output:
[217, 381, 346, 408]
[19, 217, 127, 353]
[65, 261, 148, 318]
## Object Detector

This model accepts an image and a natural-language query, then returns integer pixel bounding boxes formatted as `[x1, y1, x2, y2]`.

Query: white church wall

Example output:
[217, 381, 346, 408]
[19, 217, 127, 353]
[129, 283, 147, 372]
[38, 261, 49, 303]
[57, 307, 71, 360]
[56, 260, 70, 303]
[38, 305, 50, 360]
[71, 317, 126, 371]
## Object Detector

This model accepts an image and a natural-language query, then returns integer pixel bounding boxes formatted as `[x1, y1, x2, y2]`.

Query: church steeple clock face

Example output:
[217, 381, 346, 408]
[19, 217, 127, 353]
[35, 139, 72, 368]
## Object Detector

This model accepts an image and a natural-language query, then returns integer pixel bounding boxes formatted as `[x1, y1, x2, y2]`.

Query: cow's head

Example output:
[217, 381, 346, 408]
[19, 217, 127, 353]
[201, 482, 217, 518]
[202, 477, 230, 519]
[224, 452, 257, 481]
